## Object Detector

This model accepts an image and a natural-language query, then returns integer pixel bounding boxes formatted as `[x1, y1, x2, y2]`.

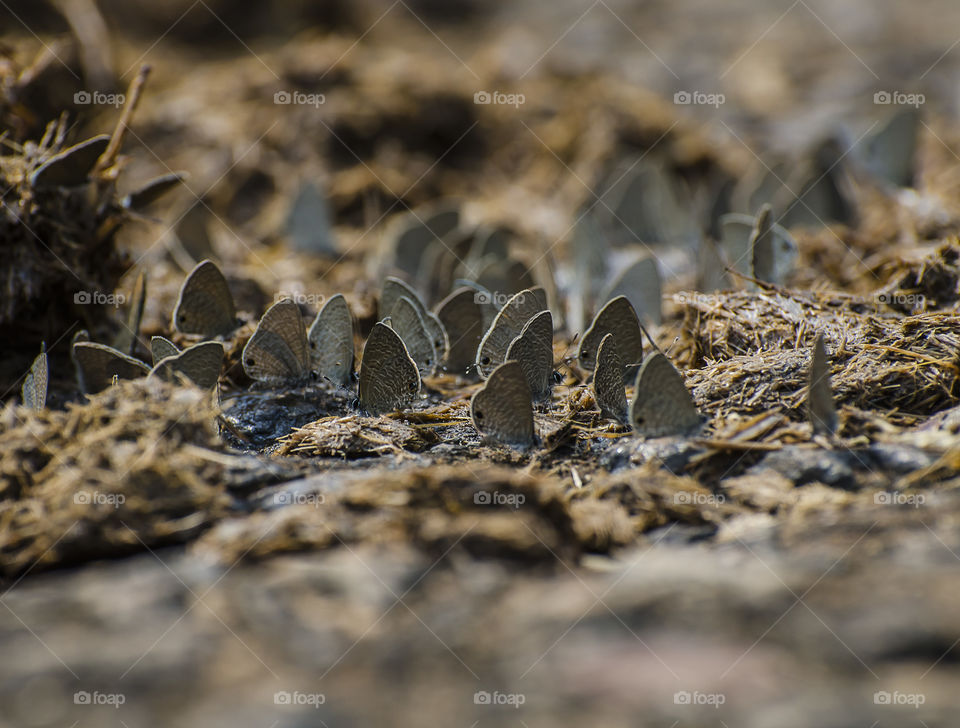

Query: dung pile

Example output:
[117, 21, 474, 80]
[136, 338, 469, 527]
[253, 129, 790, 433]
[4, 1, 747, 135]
[0, 378, 230, 575]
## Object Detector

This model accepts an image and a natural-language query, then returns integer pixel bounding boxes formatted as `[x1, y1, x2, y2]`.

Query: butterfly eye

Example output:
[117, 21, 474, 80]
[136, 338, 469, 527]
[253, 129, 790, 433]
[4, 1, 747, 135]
[634, 415, 644, 425]
[481, 356, 490, 365]
[475, 410, 484, 421]
[408, 381, 417, 392]
[247, 357, 255, 366]
[425, 358, 432, 366]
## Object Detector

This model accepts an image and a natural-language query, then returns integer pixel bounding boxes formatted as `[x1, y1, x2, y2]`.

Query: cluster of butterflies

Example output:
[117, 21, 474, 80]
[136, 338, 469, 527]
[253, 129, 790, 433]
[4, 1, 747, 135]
[20, 254, 726, 449]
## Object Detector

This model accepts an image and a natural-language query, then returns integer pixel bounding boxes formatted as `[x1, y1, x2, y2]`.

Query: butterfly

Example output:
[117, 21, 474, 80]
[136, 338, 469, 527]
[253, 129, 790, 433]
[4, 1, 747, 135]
[29, 135, 110, 188]
[242, 299, 311, 383]
[21, 349, 48, 411]
[578, 296, 644, 372]
[72, 342, 150, 394]
[592, 333, 628, 425]
[628, 352, 703, 437]
[173, 259, 238, 338]
[470, 360, 535, 447]
[434, 287, 485, 374]
[505, 310, 553, 402]
[380, 277, 448, 364]
[358, 322, 421, 414]
[388, 295, 437, 374]
[149, 341, 224, 390]
[307, 293, 354, 387]
[475, 287, 548, 378]
[807, 333, 838, 436]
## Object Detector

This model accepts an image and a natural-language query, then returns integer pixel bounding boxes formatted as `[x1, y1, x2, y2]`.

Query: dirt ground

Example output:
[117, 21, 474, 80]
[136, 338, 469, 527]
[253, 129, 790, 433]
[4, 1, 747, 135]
[3, 0, 960, 726]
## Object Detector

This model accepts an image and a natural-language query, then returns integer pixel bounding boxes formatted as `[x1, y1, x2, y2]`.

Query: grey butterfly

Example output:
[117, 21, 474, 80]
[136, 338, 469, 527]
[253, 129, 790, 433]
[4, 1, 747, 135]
[358, 322, 421, 415]
[122, 172, 187, 212]
[475, 287, 548, 378]
[749, 203, 776, 286]
[696, 237, 730, 293]
[505, 310, 553, 402]
[578, 296, 644, 372]
[72, 342, 150, 394]
[451, 279, 498, 330]
[389, 295, 437, 374]
[286, 181, 336, 255]
[434, 287, 484, 374]
[113, 271, 147, 356]
[29, 134, 110, 188]
[173, 259, 237, 338]
[807, 334, 838, 436]
[470, 360, 535, 448]
[863, 108, 920, 190]
[629, 352, 702, 437]
[593, 334, 628, 425]
[149, 341, 224, 390]
[720, 211, 797, 285]
[475, 257, 535, 301]
[21, 350, 48, 411]
[600, 256, 662, 326]
[307, 293, 354, 387]
[379, 277, 448, 363]
[390, 205, 461, 279]
[151, 336, 180, 365]
[242, 299, 311, 383]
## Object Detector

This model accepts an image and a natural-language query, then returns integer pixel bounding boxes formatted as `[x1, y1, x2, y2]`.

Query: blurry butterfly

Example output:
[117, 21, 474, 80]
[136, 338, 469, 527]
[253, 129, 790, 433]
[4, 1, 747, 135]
[505, 310, 553, 402]
[29, 134, 110, 188]
[862, 107, 920, 190]
[122, 172, 188, 213]
[599, 256, 662, 326]
[387, 204, 461, 280]
[173, 259, 238, 338]
[72, 342, 150, 394]
[149, 341, 224, 390]
[592, 333, 628, 425]
[629, 352, 703, 437]
[434, 287, 484, 375]
[720, 209, 797, 286]
[470, 359, 535, 448]
[807, 333, 838, 437]
[475, 287, 548, 378]
[21, 348, 48, 411]
[286, 181, 336, 255]
[242, 299, 311, 383]
[358, 322, 421, 415]
[307, 293, 354, 387]
[578, 296, 644, 372]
